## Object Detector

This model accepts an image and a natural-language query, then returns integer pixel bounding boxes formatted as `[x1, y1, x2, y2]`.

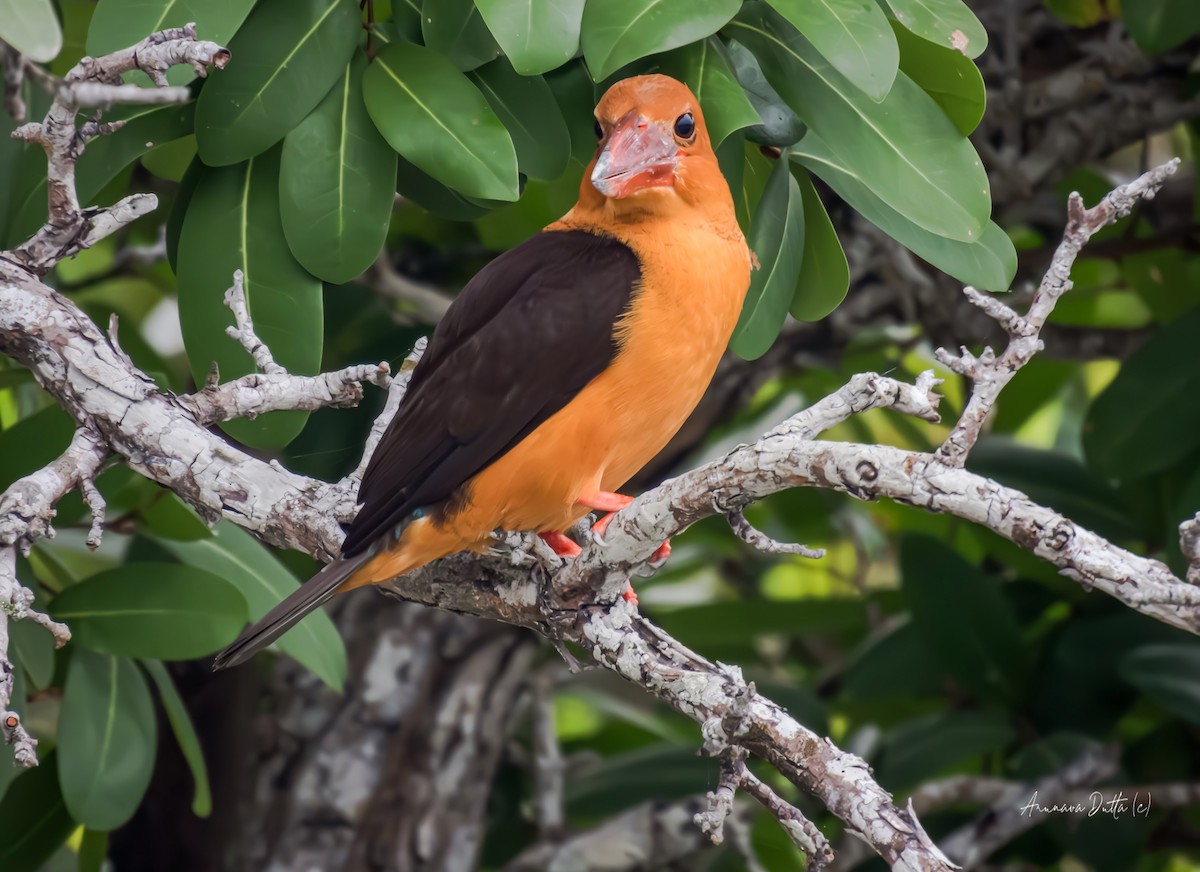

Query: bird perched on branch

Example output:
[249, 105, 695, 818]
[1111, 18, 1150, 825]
[215, 74, 752, 670]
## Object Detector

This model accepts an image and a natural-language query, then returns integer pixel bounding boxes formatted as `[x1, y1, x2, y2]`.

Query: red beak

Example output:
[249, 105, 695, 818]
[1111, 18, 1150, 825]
[591, 112, 679, 199]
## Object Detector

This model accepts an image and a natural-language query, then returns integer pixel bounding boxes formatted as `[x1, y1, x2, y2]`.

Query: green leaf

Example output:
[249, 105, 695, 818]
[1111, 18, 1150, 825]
[789, 167, 848, 321]
[900, 534, 1026, 699]
[791, 136, 1014, 291]
[364, 41, 520, 201]
[142, 134, 198, 182]
[166, 156, 203, 272]
[11, 617, 55, 690]
[194, 0, 361, 166]
[281, 51, 397, 284]
[878, 710, 1015, 790]
[656, 39, 760, 149]
[395, 155, 497, 221]
[1083, 306, 1200, 481]
[546, 60, 601, 165]
[765, 0, 898, 101]
[1122, 0, 1200, 55]
[156, 521, 347, 691]
[422, 0, 503, 71]
[879, 0, 987, 58]
[893, 22, 985, 135]
[138, 491, 212, 542]
[50, 563, 246, 660]
[475, 0, 584, 75]
[966, 439, 1139, 541]
[469, 59, 571, 181]
[59, 650, 157, 830]
[730, 5, 990, 242]
[0, 0, 62, 62]
[176, 148, 324, 450]
[78, 830, 108, 872]
[1120, 644, 1200, 724]
[731, 156, 805, 360]
[87, 0, 254, 85]
[141, 660, 212, 817]
[0, 404, 74, 492]
[0, 754, 74, 872]
[725, 39, 806, 147]
[580, 0, 741, 81]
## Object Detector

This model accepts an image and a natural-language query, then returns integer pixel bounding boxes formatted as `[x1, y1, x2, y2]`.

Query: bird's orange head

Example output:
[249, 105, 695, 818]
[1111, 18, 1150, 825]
[581, 74, 730, 218]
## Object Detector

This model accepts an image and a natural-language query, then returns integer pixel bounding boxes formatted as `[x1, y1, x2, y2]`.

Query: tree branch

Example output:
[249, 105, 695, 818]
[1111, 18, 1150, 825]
[935, 159, 1181, 465]
[2, 23, 229, 274]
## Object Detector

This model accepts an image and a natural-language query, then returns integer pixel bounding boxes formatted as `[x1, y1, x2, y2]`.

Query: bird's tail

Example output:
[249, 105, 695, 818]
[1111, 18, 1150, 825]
[212, 552, 372, 671]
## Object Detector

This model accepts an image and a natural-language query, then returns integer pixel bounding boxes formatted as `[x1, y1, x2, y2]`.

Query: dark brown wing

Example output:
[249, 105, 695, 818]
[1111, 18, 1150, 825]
[341, 229, 641, 557]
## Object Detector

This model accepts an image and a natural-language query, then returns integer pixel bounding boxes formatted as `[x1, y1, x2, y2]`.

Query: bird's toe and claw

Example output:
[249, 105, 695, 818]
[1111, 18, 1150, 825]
[538, 492, 674, 607]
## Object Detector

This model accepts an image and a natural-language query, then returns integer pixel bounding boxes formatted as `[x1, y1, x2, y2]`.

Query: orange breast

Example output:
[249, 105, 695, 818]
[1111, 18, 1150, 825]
[440, 212, 751, 541]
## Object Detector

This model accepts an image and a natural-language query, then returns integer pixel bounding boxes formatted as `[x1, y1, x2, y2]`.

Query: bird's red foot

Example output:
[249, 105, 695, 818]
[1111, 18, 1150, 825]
[539, 531, 582, 558]
[623, 581, 638, 605]
[579, 491, 634, 543]
[648, 539, 671, 569]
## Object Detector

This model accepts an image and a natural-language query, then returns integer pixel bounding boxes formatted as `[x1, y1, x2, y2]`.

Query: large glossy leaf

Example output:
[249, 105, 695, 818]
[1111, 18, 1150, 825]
[0, 404, 74, 491]
[281, 51, 396, 284]
[476, 0, 584, 75]
[724, 39, 806, 147]
[0, 0, 62, 62]
[657, 39, 760, 149]
[966, 439, 1140, 541]
[11, 616, 55, 690]
[166, 156, 203, 271]
[176, 148, 324, 450]
[49, 563, 246, 660]
[893, 22, 985, 135]
[1083, 306, 1200, 480]
[1120, 644, 1200, 724]
[0, 754, 74, 872]
[469, 59, 571, 181]
[730, 156, 804, 360]
[878, 710, 1015, 790]
[1121, 0, 1200, 55]
[365, 42, 519, 201]
[580, 0, 741, 81]
[791, 138, 1015, 292]
[422, 0, 503, 71]
[194, 0, 361, 166]
[87, 0, 254, 86]
[11, 103, 195, 244]
[546, 60, 600, 165]
[731, 4, 990, 242]
[395, 156, 497, 221]
[142, 659, 212, 816]
[790, 167, 848, 321]
[879, 0, 987, 58]
[59, 650, 157, 830]
[156, 521, 347, 691]
[900, 534, 1026, 699]
[765, 0, 898, 101]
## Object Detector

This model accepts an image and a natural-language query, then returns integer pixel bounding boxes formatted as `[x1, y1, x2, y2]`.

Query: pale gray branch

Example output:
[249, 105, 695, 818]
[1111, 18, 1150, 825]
[936, 159, 1180, 465]
[2, 23, 229, 273]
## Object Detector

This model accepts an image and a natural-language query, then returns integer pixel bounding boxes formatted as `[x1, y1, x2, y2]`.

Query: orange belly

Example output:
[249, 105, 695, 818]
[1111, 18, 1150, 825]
[346, 213, 750, 589]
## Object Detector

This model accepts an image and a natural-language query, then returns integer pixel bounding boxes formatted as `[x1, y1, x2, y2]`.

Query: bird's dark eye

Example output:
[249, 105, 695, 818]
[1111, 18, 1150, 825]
[594, 119, 603, 140]
[674, 112, 695, 140]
